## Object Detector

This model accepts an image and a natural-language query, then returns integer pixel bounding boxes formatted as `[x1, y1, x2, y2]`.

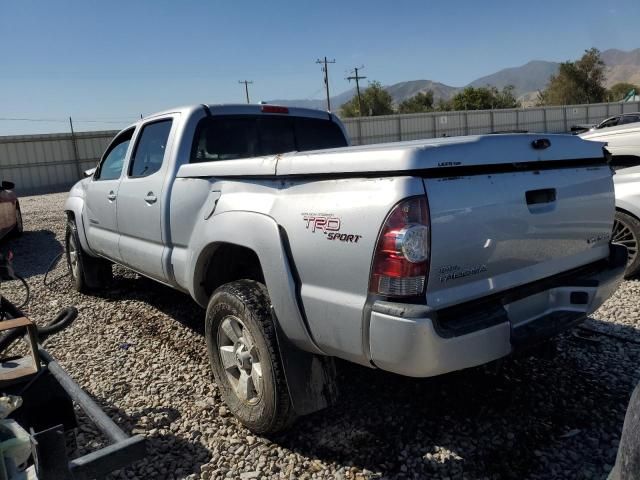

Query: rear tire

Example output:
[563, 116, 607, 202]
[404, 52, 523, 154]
[205, 280, 295, 434]
[65, 219, 112, 293]
[613, 211, 640, 278]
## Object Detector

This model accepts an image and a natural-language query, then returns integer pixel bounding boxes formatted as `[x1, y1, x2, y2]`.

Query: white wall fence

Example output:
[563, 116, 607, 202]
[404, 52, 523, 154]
[342, 100, 640, 145]
[0, 130, 117, 195]
[1, 100, 639, 195]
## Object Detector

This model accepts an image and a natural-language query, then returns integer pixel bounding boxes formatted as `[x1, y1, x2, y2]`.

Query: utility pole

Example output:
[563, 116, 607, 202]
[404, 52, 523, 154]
[316, 57, 336, 111]
[238, 80, 253, 104]
[346, 65, 367, 117]
[69, 117, 82, 179]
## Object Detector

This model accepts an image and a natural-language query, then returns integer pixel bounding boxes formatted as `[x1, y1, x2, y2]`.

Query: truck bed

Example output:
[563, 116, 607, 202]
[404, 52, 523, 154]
[177, 133, 607, 178]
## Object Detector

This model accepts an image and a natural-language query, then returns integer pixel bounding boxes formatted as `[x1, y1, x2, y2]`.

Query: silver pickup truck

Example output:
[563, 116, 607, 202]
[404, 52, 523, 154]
[65, 104, 626, 433]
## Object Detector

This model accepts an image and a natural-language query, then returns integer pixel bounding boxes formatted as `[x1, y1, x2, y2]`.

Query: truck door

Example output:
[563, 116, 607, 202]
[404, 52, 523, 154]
[83, 128, 134, 261]
[116, 117, 175, 282]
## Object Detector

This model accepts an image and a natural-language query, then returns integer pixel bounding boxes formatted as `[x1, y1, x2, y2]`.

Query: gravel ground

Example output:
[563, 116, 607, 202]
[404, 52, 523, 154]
[1, 191, 639, 480]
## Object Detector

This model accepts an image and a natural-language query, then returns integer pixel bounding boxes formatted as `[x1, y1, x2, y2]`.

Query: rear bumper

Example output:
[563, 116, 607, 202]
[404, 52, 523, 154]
[368, 244, 626, 378]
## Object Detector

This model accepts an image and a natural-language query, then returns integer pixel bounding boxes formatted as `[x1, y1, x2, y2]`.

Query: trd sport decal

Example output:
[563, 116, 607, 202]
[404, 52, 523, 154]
[302, 214, 362, 243]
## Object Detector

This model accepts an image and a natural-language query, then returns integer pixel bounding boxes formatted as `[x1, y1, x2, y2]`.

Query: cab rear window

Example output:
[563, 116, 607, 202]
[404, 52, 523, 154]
[191, 115, 347, 162]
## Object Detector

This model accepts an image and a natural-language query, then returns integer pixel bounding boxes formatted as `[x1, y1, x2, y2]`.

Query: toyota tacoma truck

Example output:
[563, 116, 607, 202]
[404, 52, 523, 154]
[65, 104, 626, 434]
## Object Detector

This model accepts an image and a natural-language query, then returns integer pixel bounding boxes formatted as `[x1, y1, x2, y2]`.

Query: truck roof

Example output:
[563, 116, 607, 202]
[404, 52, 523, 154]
[118, 103, 338, 135]
[140, 103, 334, 122]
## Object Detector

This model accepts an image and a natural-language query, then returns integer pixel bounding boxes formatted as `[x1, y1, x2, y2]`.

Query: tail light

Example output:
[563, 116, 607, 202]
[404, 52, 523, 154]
[369, 196, 430, 297]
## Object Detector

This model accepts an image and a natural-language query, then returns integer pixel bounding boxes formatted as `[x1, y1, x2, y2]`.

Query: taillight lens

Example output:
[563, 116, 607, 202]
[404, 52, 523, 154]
[370, 196, 430, 297]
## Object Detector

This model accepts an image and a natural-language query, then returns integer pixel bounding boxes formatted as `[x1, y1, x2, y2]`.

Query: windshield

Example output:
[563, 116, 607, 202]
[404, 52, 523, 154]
[191, 115, 347, 162]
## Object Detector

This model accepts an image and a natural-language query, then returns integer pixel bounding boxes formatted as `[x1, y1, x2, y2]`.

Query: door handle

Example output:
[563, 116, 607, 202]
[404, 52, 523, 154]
[107, 191, 117, 201]
[144, 192, 157, 204]
[526, 188, 556, 205]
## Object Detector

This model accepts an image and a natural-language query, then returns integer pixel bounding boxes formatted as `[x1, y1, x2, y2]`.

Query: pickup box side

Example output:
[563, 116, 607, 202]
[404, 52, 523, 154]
[269, 176, 426, 366]
[169, 171, 428, 365]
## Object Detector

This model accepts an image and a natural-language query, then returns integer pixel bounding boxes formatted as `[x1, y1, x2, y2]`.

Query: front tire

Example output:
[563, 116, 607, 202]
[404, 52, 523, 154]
[205, 280, 295, 434]
[65, 219, 112, 292]
[613, 211, 640, 278]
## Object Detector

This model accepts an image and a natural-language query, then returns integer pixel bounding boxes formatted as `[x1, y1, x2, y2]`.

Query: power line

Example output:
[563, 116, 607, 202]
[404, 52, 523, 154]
[304, 86, 325, 101]
[346, 65, 367, 116]
[238, 80, 254, 104]
[0, 117, 68, 123]
[315, 57, 336, 111]
[0, 117, 136, 124]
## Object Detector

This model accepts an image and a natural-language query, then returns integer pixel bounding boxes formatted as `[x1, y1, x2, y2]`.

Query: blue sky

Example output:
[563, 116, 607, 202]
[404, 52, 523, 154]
[1, 0, 639, 135]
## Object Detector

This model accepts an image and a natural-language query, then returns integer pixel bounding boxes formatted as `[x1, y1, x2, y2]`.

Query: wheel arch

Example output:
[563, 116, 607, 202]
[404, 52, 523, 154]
[188, 211, 323, 355]
[616, 203, 640, 222]
[64, 196, 94, 254]
[196, 242, 265, 300]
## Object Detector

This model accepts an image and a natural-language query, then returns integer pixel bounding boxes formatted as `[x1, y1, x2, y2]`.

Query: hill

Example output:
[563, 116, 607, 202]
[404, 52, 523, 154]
[269, 48, 640, 110]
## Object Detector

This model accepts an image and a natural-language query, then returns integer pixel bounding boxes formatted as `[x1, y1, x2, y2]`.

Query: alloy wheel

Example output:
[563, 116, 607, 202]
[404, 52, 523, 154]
[67, 234, 80, 280]
[217, 315, 263, 404]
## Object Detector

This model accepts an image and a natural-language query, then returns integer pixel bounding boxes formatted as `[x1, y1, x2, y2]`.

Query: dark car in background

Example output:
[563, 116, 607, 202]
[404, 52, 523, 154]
[0, 181, 23, 240]
[572, 112, 640, 134]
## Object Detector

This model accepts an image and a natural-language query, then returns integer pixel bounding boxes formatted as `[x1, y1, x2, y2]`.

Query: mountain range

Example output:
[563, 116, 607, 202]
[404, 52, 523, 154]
[270, 48, 640, 110]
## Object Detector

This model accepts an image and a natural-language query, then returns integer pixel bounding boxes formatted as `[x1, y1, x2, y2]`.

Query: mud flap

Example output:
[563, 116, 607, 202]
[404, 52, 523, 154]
[271, 309, 339, 416]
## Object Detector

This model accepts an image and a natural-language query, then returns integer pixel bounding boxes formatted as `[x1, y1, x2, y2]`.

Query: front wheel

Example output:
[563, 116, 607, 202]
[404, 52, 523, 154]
[205, 280, 295, 434]
[612, 211, 640, 278]
[65, 219, 112, 292]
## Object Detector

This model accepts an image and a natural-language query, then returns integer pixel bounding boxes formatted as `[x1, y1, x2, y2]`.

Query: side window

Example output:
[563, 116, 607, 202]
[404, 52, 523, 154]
[622, 115, 640, 125]
[129, 119, 173, 177]
[95, 129, 134, 181]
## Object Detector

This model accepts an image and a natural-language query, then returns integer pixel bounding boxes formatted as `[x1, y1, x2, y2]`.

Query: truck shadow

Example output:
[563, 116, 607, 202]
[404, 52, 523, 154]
[277, 325, 639, 479]
[95, 272, 639, 479]
[0, 229, 63, 279]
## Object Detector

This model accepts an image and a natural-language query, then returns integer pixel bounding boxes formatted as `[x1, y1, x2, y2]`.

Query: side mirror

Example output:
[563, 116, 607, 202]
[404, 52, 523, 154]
[1, 181, 15, 191]
[84, 167, 96, 178]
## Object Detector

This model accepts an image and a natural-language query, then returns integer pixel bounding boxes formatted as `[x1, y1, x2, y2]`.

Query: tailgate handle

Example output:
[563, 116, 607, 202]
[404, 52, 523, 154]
[526, 188, 556, 205]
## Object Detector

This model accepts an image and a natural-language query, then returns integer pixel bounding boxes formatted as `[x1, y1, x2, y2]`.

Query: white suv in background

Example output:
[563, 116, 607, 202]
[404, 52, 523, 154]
[581, 124, 640, 277]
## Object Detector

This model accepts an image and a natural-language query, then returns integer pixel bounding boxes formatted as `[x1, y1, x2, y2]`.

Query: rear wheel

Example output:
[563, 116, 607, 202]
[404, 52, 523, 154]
[205, 280, 295, 434]
[612, 211, 640, 278]
[65, 219, 112, 292]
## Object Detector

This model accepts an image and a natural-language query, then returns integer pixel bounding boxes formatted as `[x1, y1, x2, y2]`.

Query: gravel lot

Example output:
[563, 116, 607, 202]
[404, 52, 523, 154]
[1, 191, 639, 480]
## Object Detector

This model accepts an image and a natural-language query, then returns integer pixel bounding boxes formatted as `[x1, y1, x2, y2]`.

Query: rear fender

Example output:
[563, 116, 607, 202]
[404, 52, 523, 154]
[189, 210, 324, 355]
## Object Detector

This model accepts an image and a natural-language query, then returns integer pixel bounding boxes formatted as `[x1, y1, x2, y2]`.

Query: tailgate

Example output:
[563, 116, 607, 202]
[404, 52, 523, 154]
[424, 165, 615, 308]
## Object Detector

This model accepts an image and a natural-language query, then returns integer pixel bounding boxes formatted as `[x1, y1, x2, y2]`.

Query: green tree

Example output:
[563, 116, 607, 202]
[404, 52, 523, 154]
[340, 81, 394, 117]
[397, 91, 435, 114]
[449, 85, 519, 110]
[538, 48, 607, 105]
[435, 98, 453, 111]
[608, 82, 639, 101]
